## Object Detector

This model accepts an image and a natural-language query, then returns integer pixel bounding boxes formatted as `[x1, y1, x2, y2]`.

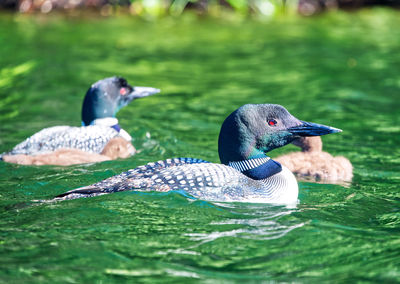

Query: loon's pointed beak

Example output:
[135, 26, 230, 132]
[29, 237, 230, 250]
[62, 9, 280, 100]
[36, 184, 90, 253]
[127, 86, 160, 100]
[288, 120, 342, 137]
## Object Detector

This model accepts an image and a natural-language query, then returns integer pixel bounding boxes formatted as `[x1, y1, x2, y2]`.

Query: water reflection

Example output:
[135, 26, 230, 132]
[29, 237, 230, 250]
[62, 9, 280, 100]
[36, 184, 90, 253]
[186, 203, 304, 243]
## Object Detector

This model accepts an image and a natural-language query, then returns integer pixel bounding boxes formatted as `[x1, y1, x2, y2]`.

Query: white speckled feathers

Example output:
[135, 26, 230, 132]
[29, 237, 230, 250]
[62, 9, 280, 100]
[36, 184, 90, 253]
[54, 158, 298, 204]
[5, 125, 121, 156]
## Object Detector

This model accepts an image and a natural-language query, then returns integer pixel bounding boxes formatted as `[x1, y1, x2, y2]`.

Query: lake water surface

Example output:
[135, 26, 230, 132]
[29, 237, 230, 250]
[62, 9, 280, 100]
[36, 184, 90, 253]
[0, 10, 399, 282]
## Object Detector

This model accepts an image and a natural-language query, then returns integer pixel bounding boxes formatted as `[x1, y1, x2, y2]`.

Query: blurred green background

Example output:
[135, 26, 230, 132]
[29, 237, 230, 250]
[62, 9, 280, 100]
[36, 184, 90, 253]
[1, 0, 400, 17]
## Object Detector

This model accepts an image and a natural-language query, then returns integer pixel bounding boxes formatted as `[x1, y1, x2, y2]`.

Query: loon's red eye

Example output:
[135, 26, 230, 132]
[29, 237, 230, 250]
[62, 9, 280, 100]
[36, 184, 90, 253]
[268, 119, 277, 126]
[119, 88, 127, 95]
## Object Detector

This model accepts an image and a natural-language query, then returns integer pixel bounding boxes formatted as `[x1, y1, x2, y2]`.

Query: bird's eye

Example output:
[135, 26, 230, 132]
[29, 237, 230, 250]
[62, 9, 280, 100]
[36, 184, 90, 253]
[119, 88, 127, 95]
[267, 119, 277, 126]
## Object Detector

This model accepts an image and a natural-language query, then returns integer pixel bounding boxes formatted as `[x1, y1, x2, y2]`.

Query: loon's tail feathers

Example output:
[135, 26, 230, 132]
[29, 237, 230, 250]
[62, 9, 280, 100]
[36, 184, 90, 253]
[53, 185, 107, 201]
[50, 157, 211, 202]
[0, 151, 7, 160]
[56, 186, 100, 197]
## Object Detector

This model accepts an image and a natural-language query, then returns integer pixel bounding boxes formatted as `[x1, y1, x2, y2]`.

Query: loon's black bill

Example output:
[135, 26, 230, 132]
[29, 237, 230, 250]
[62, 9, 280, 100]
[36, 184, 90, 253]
[288, 121, 342, 137]
[129, 86, 160, 99]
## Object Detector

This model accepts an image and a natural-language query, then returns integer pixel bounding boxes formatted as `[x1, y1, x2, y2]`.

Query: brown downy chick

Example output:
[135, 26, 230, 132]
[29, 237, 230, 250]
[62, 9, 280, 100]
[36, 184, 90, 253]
[275, 136, 353, 182]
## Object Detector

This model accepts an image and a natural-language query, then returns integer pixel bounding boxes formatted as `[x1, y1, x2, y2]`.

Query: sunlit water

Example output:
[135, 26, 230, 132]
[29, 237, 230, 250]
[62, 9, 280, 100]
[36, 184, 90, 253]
[0, 10, 399, 282]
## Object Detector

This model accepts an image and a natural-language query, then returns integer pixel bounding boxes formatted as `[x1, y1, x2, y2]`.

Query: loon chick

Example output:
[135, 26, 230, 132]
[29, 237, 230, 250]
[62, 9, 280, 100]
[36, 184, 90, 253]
[1, 77, 160, 166]
[52, 104, 341, 204]
[2, 137, 134, 166]
[275, 136, 353, 182]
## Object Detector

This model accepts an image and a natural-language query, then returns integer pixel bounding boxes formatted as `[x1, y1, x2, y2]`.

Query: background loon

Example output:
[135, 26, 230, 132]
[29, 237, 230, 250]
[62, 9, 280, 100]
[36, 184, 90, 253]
[51, 104, 341, 204]
[1, 77, 160, 166]
[275, 136, 353, 182]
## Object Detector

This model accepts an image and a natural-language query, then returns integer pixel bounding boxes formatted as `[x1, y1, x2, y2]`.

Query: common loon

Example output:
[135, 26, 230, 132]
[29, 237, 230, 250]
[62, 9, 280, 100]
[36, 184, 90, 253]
[52, 104, 341, 204]
[275, 136, 353, 182]
[1, 77, 160, 165]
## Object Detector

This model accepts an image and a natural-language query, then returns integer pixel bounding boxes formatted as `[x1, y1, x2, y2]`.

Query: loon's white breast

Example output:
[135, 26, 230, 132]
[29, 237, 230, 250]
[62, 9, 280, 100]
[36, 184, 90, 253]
[245, 165, 298, 204]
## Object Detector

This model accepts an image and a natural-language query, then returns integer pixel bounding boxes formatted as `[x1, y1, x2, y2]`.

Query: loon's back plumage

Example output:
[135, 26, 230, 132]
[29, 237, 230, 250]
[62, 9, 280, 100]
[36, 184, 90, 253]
[55, 157, 298, 203]
[50, 104, 342, 204]
[5, 125, 120, 156]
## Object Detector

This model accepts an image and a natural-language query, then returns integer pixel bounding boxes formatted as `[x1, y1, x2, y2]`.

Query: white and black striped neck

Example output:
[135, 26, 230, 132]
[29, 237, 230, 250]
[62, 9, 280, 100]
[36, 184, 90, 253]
[228, 157, 282, 180]
[83, 117, 132, 141]
[228, 157, 270, 171]
[89, 117, 119, 127]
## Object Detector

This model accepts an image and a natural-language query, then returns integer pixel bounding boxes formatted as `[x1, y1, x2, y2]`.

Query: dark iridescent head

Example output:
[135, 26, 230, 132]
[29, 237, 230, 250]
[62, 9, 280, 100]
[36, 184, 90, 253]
[218, 104, 341, 164]
[81, 77, 160, 126]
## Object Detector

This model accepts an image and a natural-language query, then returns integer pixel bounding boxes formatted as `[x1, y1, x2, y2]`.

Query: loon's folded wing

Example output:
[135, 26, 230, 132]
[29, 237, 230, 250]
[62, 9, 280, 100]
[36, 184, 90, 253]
[51, 158, 250, 202]
[5, 125, 119, 156]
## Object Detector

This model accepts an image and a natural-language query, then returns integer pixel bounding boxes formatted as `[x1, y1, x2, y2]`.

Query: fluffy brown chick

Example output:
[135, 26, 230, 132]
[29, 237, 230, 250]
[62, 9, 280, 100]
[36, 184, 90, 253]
[275, 136, 353, 182]
[2, 137, 135, 166]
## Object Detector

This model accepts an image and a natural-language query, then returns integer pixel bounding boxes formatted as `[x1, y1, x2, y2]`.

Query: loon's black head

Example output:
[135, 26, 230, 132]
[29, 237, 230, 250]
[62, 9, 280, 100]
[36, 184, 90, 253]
[218, 104, 341, 164]
[81, 77, 160, 126]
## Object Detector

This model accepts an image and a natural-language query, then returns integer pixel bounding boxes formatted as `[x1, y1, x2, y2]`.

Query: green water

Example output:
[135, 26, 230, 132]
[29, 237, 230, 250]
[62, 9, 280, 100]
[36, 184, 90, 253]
[0, 10, 399, 282]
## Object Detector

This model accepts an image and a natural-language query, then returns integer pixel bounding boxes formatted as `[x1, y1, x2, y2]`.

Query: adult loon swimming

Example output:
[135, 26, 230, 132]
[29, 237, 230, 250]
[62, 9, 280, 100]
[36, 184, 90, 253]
[1, 77, 160, 165]
[52, 104, 341, 204]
